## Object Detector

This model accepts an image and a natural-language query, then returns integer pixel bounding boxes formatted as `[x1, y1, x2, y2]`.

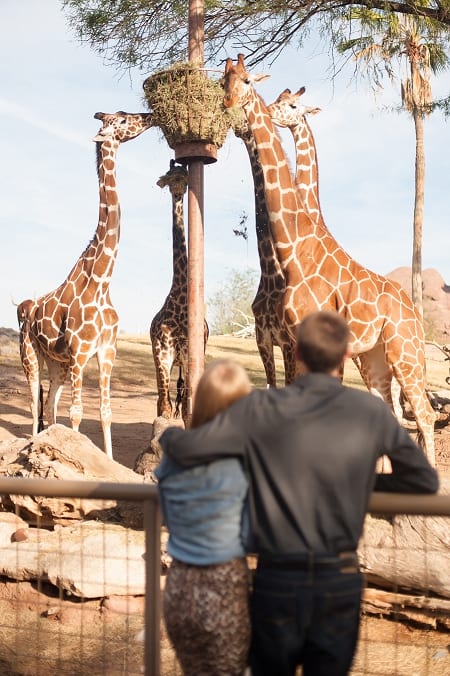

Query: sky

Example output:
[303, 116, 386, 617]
[1, 1, 449, 335]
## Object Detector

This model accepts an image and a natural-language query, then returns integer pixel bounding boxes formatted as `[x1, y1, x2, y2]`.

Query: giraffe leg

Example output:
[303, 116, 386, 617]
[356, 347, 394, 407]
[19, 330, 43, 436]
[96, 341, 117, 460]
[282, 338, 297, 385]
[45, 359, 69, 426]
[68, 360, 85, 435]
[356, 349, 405, 438]
[381, 329, 436, 465]
[390, 377, 404, 422]
[29, 377, 43, 435]
[178, 358, 189, 426]
[356, 348, 397, 473]
[254, 321, 277, 387]
[174, 365, 185, 418]
[392, 365, 436, 466]
[151, 335, 175, 418]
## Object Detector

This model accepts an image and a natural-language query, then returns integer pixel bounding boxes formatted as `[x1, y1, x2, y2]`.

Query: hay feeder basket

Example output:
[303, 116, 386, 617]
[143, 62, 232, 164]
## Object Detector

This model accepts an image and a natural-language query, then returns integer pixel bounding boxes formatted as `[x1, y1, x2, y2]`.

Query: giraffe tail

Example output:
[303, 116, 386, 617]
[37, 384, 45, 433]
[174, 367, 185, 418]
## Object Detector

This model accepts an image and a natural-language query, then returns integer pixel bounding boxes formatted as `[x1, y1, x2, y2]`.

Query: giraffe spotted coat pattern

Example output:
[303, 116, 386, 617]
[267, 87, 405, 420]
[222, 54, 435, 465]
[18, 111, 153, 458]
[232, 113, 295, 386]
[150, 160, 209, 422]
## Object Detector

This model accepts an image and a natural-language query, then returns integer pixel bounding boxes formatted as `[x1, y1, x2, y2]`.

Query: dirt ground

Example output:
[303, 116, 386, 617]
[2, 333, 450, 474]
[1, 331, 449, 675]
[0, 349, 154, 472]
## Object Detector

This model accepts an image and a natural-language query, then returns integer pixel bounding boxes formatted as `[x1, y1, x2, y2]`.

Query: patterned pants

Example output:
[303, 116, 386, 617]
[163, 557, 251, 676]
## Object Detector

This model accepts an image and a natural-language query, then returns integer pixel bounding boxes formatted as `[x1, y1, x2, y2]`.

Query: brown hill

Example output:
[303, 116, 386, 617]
[386, 267, 450, 343]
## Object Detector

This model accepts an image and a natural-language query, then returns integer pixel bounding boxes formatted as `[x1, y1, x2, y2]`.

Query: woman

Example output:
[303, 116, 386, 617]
[155, 359, 252, 676]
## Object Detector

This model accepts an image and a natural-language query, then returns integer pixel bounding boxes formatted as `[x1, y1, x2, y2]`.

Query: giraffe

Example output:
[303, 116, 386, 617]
[232, 112, 295, 386]
[18, 111, 153, 458]
[222, 54, 436, 464]
[267, 86, 405, 421]
[17, 298, 45, 433]
[150, 159, 209, 423]
[268, 88, 322, 224]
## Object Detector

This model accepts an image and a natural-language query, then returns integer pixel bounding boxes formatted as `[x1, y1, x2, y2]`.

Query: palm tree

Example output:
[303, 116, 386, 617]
[337, 10, 449, 318]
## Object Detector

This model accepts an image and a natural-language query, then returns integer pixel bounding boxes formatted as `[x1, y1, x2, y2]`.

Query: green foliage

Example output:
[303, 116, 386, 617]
[431, 94, 450, 115]
[61, 1, 450, 73]
[334, 9, 449, 315]
[207, 267, 258, 335]
[335, 8, 449, 92]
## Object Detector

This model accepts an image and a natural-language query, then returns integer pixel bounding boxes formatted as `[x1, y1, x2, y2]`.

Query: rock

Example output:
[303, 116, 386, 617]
[133, 415, 184, 478]
[150, 415, 185, 458]
[102, 595, 145, 615]
[0, 520, 147, 598]
[0, 426, 157, 598]
[0, 512, 29, 543]
[11, 528, 30, 542]
[387, 267, 450, 341]
[359, 478, 450, 598]
[0, 424, 144, 527]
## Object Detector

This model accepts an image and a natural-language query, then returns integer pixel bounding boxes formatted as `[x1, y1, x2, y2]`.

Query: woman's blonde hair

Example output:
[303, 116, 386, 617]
[190, 359, 252, 428]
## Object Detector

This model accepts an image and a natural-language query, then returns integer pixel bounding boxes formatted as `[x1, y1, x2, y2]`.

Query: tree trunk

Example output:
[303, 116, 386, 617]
[411, 65, 425, 319]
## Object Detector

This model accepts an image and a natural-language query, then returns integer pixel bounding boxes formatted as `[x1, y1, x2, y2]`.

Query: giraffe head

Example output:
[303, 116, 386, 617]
[16, 298, 37, 327]
[222, 53, 270, 109]
[157, 159, 188, 200]
[92, 111, 153, 144]
[267, 88, 321, 129]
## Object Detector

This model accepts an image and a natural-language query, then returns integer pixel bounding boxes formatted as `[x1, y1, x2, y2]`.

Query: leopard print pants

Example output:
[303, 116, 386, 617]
[163, 557, 251, 676]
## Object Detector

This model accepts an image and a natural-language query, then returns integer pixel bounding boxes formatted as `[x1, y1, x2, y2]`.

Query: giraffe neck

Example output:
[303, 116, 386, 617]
[236, 125, 283, 272]
[243, 93, 311, 259]
[171, 193, 187, 285]
[77, 139, 121, 283]
[291, 118, 322, 225]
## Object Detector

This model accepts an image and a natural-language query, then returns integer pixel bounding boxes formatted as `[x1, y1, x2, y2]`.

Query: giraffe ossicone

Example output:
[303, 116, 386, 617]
[222, 54, 436, 465]
[18, 111, 153, 458]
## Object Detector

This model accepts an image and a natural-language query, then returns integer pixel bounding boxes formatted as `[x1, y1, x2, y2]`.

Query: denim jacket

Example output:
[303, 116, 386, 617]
[155, 454, 250, 565]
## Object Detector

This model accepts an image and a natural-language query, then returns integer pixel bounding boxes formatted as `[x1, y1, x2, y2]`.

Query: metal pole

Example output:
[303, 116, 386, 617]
[186, 0, 205, 424]
[144, 497, 162, 676]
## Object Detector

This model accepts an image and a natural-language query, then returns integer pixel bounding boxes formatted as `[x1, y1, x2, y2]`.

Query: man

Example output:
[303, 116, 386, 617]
[160, 310, 439, 676]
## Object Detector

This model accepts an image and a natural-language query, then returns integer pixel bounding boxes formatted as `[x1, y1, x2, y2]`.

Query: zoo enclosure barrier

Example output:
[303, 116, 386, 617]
[0, 479, 448, 676]
[0, 478, 161, 676]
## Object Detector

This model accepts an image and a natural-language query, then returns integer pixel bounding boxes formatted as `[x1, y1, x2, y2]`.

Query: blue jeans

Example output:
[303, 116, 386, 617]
[250, 558, 363, 676]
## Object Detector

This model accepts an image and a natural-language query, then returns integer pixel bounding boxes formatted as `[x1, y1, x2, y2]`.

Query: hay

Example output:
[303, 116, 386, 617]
[142, 62, 234, 149]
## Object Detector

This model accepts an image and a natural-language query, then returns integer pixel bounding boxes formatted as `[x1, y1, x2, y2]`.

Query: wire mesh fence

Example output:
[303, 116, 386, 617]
[0, 479, 448, 676]
[0, 479, 161, 676]
[352, 492, 450, 676]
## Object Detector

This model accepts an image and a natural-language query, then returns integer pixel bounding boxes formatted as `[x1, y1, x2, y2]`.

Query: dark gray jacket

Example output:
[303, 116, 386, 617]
[160, 373, 439, 559]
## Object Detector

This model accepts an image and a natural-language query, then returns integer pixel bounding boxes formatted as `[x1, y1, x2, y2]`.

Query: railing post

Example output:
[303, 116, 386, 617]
[144, 497, 162, 676]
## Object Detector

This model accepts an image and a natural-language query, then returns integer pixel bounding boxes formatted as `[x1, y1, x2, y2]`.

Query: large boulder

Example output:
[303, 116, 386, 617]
[0, 426, 160, 599]
[0, 424, 144, 527]
[0, 514, 146, 598]
[134, 415, 184, 479]
[387, 267, 450, 341]
[359, 478, 450, 598]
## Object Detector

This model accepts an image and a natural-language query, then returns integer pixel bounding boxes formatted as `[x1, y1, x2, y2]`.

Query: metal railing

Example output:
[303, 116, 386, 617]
[0, 478, 448, 676]
[368, 491, 450, 516]
[0, 478, 161, 676]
